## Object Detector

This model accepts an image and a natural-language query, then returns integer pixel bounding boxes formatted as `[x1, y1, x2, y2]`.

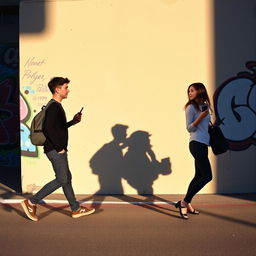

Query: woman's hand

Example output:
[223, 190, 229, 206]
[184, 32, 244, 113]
[193, 109, 209, 127]
[199, 109, 209, 118]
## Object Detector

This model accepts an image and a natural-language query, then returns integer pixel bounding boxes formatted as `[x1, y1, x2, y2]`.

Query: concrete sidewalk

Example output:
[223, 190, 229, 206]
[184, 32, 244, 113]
[1, 184, 256, 256]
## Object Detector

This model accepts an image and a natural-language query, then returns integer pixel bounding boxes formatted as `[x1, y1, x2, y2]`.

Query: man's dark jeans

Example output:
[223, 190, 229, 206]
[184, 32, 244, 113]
[30, 150, 80, 212]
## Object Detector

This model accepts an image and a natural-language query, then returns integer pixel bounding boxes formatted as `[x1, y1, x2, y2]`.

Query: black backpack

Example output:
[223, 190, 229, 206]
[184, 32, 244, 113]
[208, 121, 229, 155]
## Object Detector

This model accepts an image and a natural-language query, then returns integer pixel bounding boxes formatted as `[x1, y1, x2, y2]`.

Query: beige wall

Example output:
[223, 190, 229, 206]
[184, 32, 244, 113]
[20, 0, 255, 195]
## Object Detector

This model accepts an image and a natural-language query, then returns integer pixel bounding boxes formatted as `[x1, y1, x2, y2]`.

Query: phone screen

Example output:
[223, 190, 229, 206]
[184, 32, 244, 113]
[201, 105, 208, 112]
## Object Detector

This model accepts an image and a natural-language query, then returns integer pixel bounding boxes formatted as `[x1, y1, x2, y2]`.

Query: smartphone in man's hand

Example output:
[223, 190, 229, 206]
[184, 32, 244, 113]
[79, 107, 84, 114]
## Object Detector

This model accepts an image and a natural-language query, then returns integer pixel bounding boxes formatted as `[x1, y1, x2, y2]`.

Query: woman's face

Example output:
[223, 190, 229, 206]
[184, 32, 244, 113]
[188, 86, 198, 100]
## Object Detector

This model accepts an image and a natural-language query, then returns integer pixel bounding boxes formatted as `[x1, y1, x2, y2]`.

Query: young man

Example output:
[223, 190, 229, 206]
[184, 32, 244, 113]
[21, 77, 95, 221]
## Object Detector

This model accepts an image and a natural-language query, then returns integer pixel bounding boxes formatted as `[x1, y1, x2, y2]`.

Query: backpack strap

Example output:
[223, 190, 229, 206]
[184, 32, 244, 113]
[209, 118, 225, 127]
[41, 99, 55, 111]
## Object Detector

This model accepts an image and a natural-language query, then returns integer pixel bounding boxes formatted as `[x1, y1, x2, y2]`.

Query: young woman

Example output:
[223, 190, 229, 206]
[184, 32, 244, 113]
[175, 82, 212, 219]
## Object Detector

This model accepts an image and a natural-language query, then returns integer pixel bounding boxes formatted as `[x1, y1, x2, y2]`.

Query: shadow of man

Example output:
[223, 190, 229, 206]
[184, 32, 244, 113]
[89, 124, 129, 207]
[123, 130, 172, 195]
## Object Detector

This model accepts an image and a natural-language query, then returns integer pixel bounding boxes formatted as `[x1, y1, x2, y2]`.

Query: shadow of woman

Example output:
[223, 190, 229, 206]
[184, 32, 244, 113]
[123, 130, 172, 195]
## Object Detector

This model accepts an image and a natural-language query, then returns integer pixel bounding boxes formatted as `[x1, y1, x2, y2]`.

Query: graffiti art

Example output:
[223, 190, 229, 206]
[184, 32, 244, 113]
[214, 61, 256, 151]
[20, 94, 38, 157]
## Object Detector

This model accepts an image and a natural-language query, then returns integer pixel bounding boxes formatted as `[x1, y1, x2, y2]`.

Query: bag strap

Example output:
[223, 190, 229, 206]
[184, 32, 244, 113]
[41, 99, 55, 111]
[209, 118, 225, 127]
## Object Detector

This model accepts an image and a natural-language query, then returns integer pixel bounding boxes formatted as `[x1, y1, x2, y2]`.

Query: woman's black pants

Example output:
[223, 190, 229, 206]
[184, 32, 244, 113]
[184, 141, 212, 203]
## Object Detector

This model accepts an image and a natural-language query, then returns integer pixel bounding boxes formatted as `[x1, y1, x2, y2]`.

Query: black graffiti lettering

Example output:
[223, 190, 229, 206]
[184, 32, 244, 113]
[231, 97, 242, 122]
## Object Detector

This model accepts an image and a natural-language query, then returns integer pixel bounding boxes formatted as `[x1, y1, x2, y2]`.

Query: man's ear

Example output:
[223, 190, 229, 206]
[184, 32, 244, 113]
[55, 86, 60, 94]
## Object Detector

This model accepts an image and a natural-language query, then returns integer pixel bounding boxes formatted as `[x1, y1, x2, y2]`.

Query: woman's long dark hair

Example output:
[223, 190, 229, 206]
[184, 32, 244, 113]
[185, 82, 211, 111]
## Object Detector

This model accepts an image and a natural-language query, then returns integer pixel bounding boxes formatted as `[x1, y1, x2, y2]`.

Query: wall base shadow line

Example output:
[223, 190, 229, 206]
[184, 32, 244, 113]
[199, 209, 256, 228]
[79, 194, 180, 218]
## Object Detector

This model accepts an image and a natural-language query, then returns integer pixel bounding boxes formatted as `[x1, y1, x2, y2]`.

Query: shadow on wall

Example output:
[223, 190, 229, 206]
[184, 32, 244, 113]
[19, 0, 46, 34]
[88, 124, 172, 206]
[214, 0, 256, 193]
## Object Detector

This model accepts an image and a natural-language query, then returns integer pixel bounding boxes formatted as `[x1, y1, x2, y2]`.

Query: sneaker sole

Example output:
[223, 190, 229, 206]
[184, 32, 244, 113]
[21, 201, 38, 222]
[72, 208, 96, 218]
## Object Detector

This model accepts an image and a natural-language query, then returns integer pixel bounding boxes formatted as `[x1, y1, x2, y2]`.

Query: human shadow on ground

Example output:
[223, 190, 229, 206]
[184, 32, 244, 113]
[0, 184, 72, 219]
[38, 204, 71, 219]
[0, 184, 31, 218]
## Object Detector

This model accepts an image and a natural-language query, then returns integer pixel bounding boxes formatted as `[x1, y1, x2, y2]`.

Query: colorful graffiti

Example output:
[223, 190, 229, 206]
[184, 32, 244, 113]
[20, 56, 49, 157]
[20, 94, 38, 157]
[0, 44, 20, 166]
[0, 45, 39, 160]
[20, 56, 48, 157]
[214, 61, 256, 151]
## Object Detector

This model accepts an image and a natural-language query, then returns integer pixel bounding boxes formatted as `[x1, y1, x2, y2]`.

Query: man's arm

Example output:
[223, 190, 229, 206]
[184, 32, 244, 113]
[67, 112, 82, 128]
[67, 120, 75, 128]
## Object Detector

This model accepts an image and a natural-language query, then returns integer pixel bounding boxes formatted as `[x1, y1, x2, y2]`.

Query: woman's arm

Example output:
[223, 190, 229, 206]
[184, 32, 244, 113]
[147, 148, 157, 162]
[186, 105, 209, 132]
[193, 109, 209, 127]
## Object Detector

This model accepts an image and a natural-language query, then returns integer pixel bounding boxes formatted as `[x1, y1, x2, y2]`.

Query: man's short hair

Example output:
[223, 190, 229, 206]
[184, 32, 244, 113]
[48, 77, 70, 94]
[111, 124, 128, 138]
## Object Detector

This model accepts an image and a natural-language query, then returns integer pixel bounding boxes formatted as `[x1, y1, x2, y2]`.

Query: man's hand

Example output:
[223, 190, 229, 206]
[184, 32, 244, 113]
[72, 112, 82, 125]
[58, 149, 66, 154]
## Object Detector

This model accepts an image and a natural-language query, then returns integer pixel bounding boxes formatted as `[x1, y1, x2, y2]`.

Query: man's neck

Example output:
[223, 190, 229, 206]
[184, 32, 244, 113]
[52, 94, 62, 103]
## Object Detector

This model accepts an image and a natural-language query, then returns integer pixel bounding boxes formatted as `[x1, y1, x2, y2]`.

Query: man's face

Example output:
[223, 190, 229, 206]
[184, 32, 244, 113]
[114, 129, 127, 143]
[56, 83, 70, 99]
[118, 130, 127, 142]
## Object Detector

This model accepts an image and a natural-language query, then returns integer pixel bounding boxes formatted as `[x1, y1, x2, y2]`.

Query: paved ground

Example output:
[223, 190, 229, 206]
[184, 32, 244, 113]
[0, 185, 256, 256]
